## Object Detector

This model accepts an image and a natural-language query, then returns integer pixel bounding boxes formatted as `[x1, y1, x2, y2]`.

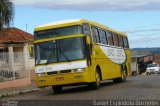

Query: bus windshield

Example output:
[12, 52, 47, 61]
[34, 25, 82, 40]
[35, 37, 85, 65]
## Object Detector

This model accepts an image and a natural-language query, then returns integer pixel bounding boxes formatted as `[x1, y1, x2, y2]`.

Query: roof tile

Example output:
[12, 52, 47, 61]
[0, 27, 33, 43]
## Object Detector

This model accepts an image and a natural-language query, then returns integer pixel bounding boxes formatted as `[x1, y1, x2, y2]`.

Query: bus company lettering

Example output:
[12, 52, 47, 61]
[100, 46, 126, 64]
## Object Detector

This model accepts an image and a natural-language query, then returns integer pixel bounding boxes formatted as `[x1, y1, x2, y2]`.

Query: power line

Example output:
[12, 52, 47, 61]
[129, 34, 160, 42]
[124, 28, 160, 33]
[26, 24, 28, 32]
[121, 24, 160, 47]
[129, 37, 160, 44]
[118, 23, 160, 30]
[128, 33, 160, 37]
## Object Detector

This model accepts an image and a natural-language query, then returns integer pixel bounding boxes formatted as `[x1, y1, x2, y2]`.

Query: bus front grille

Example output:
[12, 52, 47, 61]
[47, 71, 58, 75]
[60, 70, 71, 73]
[47, 70, 72, 75]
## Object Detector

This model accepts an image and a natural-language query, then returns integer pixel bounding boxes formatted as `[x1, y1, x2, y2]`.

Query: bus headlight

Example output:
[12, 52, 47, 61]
[37, 73, 46, 77]
[73, 68, 85, 73]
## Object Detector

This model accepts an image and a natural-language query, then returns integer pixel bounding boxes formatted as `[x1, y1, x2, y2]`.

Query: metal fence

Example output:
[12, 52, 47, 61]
[0, 52, 29, 82]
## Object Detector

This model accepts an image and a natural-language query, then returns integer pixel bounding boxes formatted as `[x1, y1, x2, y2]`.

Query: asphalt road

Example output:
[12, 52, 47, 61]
[1, 74, 160, 106]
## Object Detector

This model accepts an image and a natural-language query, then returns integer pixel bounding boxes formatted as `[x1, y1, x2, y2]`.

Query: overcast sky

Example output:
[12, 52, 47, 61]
[14, 0, 160, 11]
[13, 0, 160, 48]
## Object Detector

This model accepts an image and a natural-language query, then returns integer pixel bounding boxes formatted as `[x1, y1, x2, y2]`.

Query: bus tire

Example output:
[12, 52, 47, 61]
[52, 86, 62, 94]
[88, 68, 101, 90]
[121, 68, 127, 82]
[113, 67, 127, 83]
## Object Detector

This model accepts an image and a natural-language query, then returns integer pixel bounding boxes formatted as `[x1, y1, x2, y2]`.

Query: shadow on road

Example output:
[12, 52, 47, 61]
[49, 80, 130, 95]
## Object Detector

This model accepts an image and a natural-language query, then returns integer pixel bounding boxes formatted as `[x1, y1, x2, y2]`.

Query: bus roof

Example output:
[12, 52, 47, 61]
[36, 19, 81, 28]
[35, 19, 127, 36]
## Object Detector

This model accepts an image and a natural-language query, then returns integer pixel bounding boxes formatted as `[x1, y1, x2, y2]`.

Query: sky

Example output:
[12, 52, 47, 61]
[13, 0, 160, 48]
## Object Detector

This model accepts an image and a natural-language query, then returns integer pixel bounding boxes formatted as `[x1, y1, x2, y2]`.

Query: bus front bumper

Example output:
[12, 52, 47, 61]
[36, 72, 91, 88]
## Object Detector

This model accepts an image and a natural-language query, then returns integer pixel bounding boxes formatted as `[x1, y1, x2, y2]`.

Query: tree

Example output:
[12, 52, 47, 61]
[0, 0, 14, 30]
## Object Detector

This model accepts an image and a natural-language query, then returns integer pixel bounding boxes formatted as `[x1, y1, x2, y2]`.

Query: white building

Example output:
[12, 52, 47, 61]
[0, 27, 33, 89]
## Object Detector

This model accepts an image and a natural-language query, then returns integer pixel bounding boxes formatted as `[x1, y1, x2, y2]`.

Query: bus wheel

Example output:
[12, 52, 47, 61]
[88, 69, 100, 90]
[113, 68, 127, 83]
[52, 86, 62, 94]
[121, 69, 127, 82]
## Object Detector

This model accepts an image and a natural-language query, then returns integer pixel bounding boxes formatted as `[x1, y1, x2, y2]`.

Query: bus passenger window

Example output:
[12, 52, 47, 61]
[112, 34, 119, 47]
[106, 31, 114, 46]
[99, 29, 107, 44]
[123, 37, 129, 48]
[118, 36, 124, 47]
[92, 27, 100, 43]
[82, 23, 91, 36]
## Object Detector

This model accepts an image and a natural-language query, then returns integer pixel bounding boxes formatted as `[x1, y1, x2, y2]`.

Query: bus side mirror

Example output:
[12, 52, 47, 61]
[85, 36, 91, 45]
[28, 45, 34, 58]
[85, 36, 92, 66]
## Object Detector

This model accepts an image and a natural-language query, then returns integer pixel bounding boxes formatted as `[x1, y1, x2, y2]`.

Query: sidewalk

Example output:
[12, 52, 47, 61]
[0, 81, 38, 98]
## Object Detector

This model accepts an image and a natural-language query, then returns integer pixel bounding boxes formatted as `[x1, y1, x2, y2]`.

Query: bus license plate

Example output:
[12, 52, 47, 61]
[56, 77, 64, 81]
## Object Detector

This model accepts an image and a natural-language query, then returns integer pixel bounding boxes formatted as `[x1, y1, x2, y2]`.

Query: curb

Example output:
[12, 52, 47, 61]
[0, 88, 38, 98]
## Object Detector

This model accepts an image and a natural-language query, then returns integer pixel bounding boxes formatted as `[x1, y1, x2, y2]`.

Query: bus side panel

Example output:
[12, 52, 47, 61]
[92, 45, 122, 80]
[125, 48, 132, 76]
[84, 62, 99, 83]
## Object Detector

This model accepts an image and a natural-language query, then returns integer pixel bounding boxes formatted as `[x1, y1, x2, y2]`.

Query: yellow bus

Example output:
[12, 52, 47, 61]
[34, 19, 131, 93]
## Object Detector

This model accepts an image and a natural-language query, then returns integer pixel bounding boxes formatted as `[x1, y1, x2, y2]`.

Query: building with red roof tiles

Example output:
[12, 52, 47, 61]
[0, 27, 33, 47]
[154, 54, 160, 65]
[0, 27, 34, 89]
[0, 44, 6, 49]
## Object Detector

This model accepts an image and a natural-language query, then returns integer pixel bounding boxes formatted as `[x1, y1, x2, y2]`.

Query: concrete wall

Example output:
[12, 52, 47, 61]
[29, 59, 36, 81]
[0, 43, 32, 89]
[131, 62, 138, 72]
[29, 58, 35, 70]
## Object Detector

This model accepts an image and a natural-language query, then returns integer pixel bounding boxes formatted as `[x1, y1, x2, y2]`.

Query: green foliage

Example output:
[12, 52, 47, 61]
[0, 0, 14, 29]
